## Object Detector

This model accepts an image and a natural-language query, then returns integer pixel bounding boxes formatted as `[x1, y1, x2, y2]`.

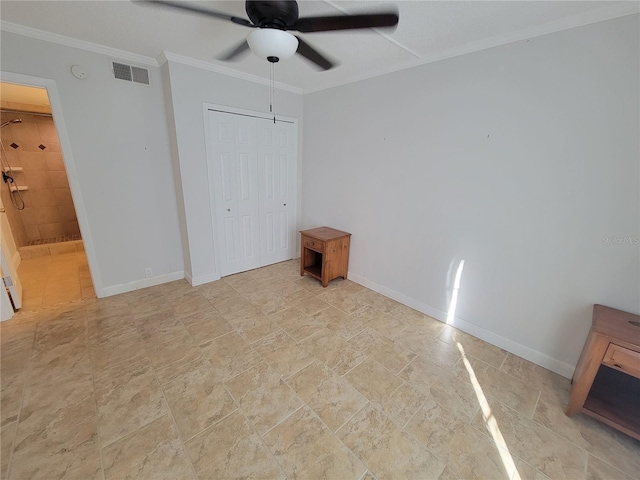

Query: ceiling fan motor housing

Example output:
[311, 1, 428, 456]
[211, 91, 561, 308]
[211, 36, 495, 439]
[246, 0, 299, 29]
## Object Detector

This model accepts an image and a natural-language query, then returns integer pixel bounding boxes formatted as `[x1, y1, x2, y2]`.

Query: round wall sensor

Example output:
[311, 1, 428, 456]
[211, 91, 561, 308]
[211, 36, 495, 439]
[71, 65, 87, 79]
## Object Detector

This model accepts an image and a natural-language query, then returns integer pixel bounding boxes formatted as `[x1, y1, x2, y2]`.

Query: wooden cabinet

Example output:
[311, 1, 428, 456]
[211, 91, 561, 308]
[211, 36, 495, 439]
[299, 227, 351, 287]
[566, 304, 640, 440]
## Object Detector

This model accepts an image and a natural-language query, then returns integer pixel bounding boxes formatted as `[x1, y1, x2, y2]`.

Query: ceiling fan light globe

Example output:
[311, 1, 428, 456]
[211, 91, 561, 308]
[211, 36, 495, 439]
[247, 29, 298, 61]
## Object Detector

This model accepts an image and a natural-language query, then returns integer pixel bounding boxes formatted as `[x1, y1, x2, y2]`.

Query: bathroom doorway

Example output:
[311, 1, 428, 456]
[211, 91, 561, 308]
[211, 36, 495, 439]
[0, 82, 95, 313]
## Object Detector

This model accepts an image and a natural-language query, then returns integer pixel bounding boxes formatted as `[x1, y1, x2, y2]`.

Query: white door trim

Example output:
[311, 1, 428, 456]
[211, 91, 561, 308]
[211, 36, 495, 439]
[0, 71, 103, 297]
[202, 103, 298, 278]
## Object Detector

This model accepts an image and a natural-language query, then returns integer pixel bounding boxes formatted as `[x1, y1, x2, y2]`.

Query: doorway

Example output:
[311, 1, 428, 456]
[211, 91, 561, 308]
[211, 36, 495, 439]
[0, 82, 95, 314]
[207, 107, 297, 277]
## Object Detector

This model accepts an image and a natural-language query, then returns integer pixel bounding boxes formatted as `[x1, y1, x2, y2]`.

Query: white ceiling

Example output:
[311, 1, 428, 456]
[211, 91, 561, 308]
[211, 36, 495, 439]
[1, 1, 638, 93]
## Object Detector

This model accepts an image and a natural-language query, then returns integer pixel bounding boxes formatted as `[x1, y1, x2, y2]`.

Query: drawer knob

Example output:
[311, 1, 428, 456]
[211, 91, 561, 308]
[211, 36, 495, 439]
[614, 363, 624, 369]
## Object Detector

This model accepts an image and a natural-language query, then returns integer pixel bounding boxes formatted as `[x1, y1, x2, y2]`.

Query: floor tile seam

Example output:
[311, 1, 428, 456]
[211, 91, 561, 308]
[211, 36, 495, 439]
[400, 395, 429, 431]
[86, 318, 107, 480]
[223, 351, 303, 474]
[211, 348, 263, 384]
[498, 352, 509, 372]
[330, 401, 394, 478]
[344, 355, 405, 387]
[396, 369, 482, 427]
[285, 320, 328, 344]
[583, 449, 639, 480]
[149, 349, 209, 386]
[461, 352, 546, 397]
[248, 326, 298, 355]
[498, 357, 559, 391]
[11, 319, 44, 426]
[190, 326, 235, 348]
[91, 345, 156, 391]
[3, 333, 35, 480]
[278, 353, 317, 381]
[357, 470, 372, 480]
[238, 323, 281, 346]
[334, 350, 370, 378]
[331, 400, 371, 437]
[338, 323, 367, 342]
[87, 328, 141, 350]
[529, 390, 542, 420]
[267, 394, 369, 478]
[465, 405, 537, 469]
[249, 401, 306, 440]
[453, 356, 543, 419]
[144, 355, 200, 480]
[396, 354, 421, 379]
[392, 418, 448, 478]
[163, 315, 211, 366]
[473, 396, 593, 468]
[509, 457, 544, 480]
[179, 405, 240, 446]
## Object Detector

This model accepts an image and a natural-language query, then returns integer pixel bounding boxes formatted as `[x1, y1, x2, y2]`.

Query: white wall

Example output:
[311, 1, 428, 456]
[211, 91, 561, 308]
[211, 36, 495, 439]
[1, 32, 184, 295]
[302, 14, 640, 376]
[162, 59, 304, 285]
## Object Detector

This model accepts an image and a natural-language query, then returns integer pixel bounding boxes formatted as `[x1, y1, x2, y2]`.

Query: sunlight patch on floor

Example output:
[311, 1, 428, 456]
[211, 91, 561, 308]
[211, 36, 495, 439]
[457, 342, 521, 480]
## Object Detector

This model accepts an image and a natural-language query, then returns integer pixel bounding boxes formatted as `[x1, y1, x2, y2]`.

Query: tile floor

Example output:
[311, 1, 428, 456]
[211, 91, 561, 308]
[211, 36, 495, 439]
[15, 247, 95, 313]
[1, 259, 638, 479]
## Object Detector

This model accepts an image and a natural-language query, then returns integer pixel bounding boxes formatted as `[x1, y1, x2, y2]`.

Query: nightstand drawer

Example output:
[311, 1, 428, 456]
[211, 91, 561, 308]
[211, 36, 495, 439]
[603, 343, 640, 379]
[303, 238, 324, 253]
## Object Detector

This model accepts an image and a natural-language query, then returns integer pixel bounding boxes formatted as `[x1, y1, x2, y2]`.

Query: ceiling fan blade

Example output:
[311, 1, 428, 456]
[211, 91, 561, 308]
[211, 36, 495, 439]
[292, 11, 398, 33]
[136, 0, 254, 27]
[216, 40, 251, 62]
[295, 36, 334, 71]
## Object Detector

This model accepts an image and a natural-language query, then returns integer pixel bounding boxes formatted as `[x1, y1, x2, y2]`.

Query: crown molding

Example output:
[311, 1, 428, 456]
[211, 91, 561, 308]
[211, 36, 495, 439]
[0, 21, 160, 67]
[303, 2, 640, 94]
[2, 1, 637, 96]
[158, 51, 303, 95]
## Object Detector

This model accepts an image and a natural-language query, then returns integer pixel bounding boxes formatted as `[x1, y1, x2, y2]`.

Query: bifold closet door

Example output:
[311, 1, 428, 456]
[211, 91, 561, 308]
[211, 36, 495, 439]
[208, 109, 296, 277]
[256, 120, 296, 267]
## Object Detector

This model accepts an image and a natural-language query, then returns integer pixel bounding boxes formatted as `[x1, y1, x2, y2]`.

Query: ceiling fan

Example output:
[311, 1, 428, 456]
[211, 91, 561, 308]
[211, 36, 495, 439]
[138, 0, 399, 70]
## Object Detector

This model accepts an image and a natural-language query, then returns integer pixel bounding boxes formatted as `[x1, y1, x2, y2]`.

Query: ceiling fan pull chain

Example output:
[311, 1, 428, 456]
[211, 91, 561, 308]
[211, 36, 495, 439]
[269, 62, 273, 115]
[272, 64, 276, 124]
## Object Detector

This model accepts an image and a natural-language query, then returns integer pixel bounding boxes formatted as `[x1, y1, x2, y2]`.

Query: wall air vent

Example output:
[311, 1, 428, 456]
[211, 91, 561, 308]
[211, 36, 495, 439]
[111, 61, 150, 86]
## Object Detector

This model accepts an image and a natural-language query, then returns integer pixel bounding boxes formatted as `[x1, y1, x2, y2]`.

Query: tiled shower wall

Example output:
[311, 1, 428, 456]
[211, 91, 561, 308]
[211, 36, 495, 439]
[0, 112, 80, 247]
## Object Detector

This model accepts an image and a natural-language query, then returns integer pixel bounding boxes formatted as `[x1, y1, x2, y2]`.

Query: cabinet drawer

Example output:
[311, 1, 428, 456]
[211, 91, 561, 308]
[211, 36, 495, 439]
[603, 343, 640, 379]
[303, 237, 324, 253]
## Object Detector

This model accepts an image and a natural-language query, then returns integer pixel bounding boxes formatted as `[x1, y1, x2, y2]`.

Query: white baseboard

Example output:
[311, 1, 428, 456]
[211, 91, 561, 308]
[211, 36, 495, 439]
[348, 272, 575, 379]
[187, 272, 220, 287]
[102, 271, 186, 297]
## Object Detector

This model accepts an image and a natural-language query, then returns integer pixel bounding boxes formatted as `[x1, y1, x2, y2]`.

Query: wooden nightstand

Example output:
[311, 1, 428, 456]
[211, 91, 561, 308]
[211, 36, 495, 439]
[566, 304, 640, 440]
[299, 227, 351, 287]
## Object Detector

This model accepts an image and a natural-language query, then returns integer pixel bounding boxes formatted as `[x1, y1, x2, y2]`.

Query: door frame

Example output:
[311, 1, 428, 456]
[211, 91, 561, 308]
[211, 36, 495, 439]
[202, 103, 298, 278]
[1, 71, 103, 296]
